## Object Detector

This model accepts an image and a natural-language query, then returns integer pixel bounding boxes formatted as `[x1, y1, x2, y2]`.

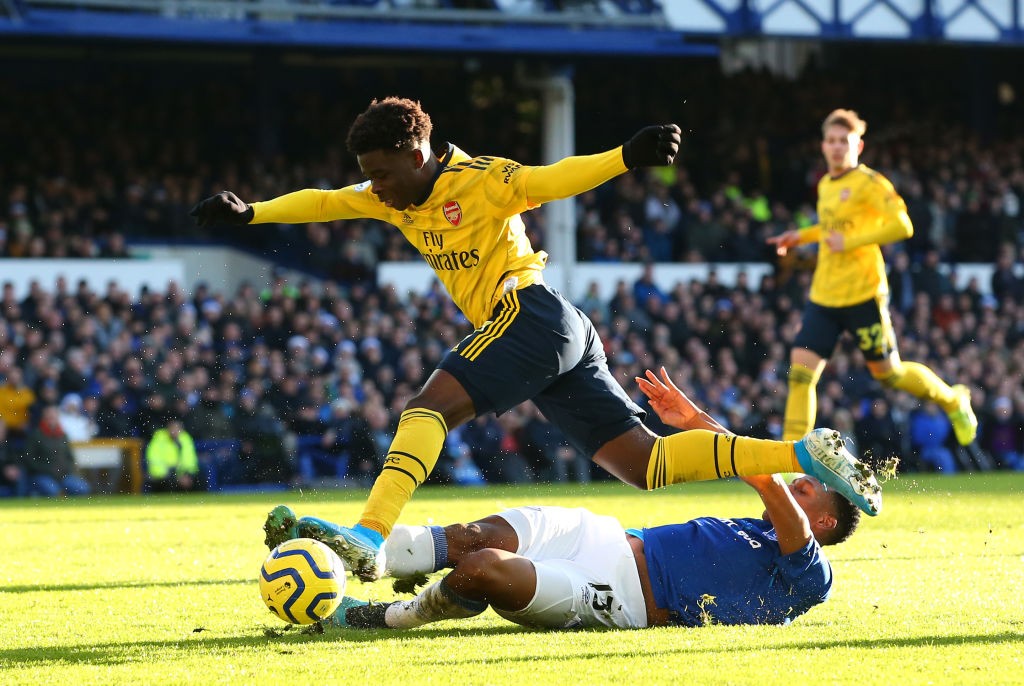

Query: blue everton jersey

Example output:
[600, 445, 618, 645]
[642, 517, 832, 626]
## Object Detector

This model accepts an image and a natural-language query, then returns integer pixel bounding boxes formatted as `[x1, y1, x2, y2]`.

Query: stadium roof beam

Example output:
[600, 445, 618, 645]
[668, 0, 1024, 44]
[4, 0, 718, 57]
[8, 0, 1024, 46]
[22, 0, 669, 27]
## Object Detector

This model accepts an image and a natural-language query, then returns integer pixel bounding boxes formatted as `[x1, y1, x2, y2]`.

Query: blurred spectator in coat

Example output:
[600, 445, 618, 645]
[58, 348, 93, 397]
[137, 392, 170, 438]
[58, 393, 99, 442]
[0, 420, 28, 497]
[96, 391, 136, 438]
[855, 397, 902, 468]
[982, 395, 1024, 470]
[633, 262, 668, 309]
[305, 398, 378, 484]
[463, 414, 532, 484]
[185, 386, 236, 441]
[909, 404, 957, 473]
[912, 248, 954, 301]
[22, 405, 91, 496]
[359, 399, 393, 481]
[232, 389, 293, 485]
[991, 244, 1023, 305]
[0, 367, 36, 441]
[888, 251, 916, 315]
[145, 417, 202, 492]
[519, 402, 590, 483]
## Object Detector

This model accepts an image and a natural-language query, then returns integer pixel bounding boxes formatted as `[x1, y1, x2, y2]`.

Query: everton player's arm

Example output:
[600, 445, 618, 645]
[521, 148, 628, 205]
[635, 367, 729, 433]
[740, 475, 814, 555]
[637, 367, 814, 554]
[249, 187, 366, 224]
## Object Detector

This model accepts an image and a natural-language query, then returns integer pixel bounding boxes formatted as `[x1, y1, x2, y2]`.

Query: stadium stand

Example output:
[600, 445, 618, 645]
[2, 51, 1022, 268]
[0, 244, 1021, 496]
[1, 41, 1023, 494]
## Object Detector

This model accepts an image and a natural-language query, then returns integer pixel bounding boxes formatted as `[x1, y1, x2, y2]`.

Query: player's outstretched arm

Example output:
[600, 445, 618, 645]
[767, 224, 822, 256]
[189, 191, 254, 227]
[524, 124, 681, 205]
[191, 188, 353, 226]
[635, 366, 728, 433]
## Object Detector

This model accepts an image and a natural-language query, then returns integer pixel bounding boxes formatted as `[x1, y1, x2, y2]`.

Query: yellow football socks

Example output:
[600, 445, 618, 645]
[783, 362, 823, 441]
[878, 361, 957, 412]
[646, 430, 801, 489]
[358, 409, 447, 538]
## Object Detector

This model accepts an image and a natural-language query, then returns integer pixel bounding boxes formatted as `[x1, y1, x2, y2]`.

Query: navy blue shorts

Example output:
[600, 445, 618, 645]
[794, 295, 897, 361]
[439, 284, 644, 457]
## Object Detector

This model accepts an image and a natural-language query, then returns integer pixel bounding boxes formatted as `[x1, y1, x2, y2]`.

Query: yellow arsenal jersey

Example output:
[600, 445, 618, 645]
[250, 144, 627, 328]
[799, 164, 914, 308]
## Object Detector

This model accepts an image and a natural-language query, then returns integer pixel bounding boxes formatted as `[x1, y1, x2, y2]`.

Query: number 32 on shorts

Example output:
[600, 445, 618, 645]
[855, 323, 886, 356]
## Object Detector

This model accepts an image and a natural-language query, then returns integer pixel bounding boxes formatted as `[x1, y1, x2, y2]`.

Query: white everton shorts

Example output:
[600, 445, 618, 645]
[493, 506, 648, 630]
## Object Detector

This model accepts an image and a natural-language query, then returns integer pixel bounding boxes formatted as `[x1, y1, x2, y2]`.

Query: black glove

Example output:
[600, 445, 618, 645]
[189, 191, 255, 227]
[621, 124, 681, 169]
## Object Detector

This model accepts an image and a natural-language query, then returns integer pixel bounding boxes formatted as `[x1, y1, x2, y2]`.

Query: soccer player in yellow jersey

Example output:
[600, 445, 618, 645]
[192, 98, 882, 581]
[768, 108, 977, 448]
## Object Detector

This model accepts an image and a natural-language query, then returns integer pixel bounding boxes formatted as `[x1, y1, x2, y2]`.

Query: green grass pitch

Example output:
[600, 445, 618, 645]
[2, 474, 1022, 685]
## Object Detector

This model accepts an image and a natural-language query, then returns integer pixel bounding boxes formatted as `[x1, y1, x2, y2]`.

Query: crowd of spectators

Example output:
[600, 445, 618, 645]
[2, 52, 1024, 496]
[1, 243, 1023, 497]
[4, 55, 1024, 278]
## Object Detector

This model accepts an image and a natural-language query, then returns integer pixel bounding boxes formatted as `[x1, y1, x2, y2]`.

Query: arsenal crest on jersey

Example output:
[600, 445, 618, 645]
[840, 188, 851, 201]
[443, 200, 462, 226]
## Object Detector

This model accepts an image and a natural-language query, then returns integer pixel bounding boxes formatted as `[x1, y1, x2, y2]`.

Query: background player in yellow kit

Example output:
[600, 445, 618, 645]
[192, 98, 881, 581]
[768, 108, 977, 447]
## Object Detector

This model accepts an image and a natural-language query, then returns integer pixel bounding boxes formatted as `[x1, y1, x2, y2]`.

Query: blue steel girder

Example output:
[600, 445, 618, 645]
[674, 0, 1024, 43]
[944, 0, 1023, 41]
[6, 0, 1024, 44]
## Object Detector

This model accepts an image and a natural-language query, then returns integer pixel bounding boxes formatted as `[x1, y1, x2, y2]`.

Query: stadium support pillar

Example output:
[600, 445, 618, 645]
[521, 66, 576, 298]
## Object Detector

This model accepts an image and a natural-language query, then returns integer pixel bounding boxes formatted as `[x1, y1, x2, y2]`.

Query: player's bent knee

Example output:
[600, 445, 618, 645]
[453, 548, 509, 590]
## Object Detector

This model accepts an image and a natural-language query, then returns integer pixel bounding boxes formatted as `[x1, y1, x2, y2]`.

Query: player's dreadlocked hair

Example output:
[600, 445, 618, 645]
[821, 491, 861, 546]
[346, 97, 433, 155]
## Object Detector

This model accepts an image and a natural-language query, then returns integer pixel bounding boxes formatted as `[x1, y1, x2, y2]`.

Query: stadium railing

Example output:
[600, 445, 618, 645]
[20, 0, 666, 26]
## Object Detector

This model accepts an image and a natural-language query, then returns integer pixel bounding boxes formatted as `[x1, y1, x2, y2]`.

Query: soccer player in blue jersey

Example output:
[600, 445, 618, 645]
[326, 368, 859, 630]
[192, 98, 879, 581]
